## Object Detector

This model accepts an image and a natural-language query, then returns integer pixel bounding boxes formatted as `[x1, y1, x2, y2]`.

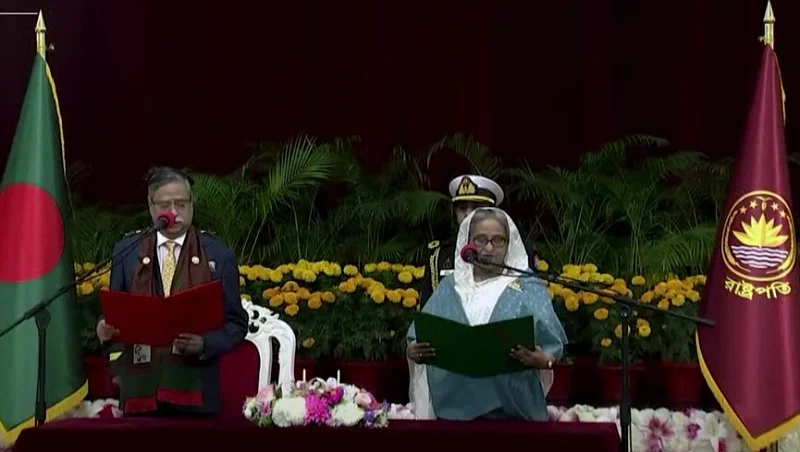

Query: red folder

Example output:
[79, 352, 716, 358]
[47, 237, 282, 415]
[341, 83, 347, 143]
[99, 280, 225, 346]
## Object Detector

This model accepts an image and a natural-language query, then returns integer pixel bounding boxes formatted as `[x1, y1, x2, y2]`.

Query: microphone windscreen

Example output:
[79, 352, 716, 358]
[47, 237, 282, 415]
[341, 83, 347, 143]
[460, 244, 480, 262]
[156, 210, 176, 229]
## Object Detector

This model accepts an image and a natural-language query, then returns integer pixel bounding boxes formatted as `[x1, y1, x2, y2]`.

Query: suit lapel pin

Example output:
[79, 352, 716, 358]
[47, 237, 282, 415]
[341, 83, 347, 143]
[191, 256, 200, 265]
[209, 261, 216, 272]
[142, 257, 151, 265]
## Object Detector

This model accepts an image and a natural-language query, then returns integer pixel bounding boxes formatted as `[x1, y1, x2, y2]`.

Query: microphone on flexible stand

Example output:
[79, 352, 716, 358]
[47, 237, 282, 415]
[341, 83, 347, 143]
[0, 210, 176, 428]
[457, 243, 713, 452]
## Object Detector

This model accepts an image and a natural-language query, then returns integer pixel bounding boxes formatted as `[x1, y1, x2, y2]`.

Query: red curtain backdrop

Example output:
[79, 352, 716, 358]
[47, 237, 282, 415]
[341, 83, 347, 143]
[0, 0, 798, 204]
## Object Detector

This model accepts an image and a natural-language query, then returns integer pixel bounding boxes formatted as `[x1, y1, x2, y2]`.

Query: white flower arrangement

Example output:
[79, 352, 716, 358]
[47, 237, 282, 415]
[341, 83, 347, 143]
[243, 378, 390, 428]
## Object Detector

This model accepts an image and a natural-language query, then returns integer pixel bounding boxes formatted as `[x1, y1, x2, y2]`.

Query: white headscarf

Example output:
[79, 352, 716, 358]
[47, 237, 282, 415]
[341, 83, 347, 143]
[454, 207, 530, 326]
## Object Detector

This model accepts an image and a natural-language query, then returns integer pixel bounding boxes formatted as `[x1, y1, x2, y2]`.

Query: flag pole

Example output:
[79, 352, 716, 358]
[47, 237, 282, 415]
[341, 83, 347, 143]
[762, 1, 774, 49]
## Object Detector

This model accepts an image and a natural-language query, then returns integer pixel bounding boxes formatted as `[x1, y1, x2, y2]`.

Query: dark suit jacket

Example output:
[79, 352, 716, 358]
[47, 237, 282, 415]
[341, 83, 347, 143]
[107, 230, 248, 414]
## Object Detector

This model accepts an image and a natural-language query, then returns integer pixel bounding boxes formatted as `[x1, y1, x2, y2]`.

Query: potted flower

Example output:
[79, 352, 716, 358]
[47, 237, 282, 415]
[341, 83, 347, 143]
[641, 274, 707, 409]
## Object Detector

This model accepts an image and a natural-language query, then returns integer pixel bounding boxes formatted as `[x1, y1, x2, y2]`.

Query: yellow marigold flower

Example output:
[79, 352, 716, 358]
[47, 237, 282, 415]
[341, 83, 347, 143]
[344, 265, 359, 276]
[386, 290, 402, 303]
[284, 292, 299, 305]
[282, 281, 299, 292]
[364, 263, 377, 273]
[296, 288, 312, 300]
[239, 276, 246, 286]
[640, 291, 654, 303]
[695, 275, 707, 285]
[269, 270, 283, 283]
[682, 280, 694, 291]
[307, 296, 323, 310]
[600, 337, 612, 348]
[338, 281, 357, 293]
[262, 287, 279, 299]
[560, 288, 577, 299]
[391, 264, 404, 272]
[547, 288, 555, 299]
[317, 291, 333, 303]
[404, 288, 419, 299]
[657, 299, 670, 311]
[638, 324, 651, 338]
[549, 283, 563, 294]
[256, 265, 270, 280]
[535, 260, 549, 272]
[671, 294, 686, 307]
[654, 282, 667, 295]
[370, 289, 386, 304]
[269, 294, 285, 308]
[398, 271, 413, 284]
[593, 308, 609, 320]
[241, 294, 252, 302]
[76, 282, 94, 296]
[631, 275, 646, 286]
[376, 262, 391, 271]
[581, 263, 598, 273]
[74, 263, 83, 274]
[600, 274, 615, 284]
[360, 277, 376, 289]
[601, 296, 615, 305]
[285, 304, 299, 316]
[562, 266, 581, 278]
[324, 263, 342, 276]
[614, 324, 623, 339]
[565, 296, 580, 312]
[667, 280, 683, 291]
[577, 273, 591, 282]
[296, 259, 311, 268]
[412, 266, 425, 279]
[301, 338, 315, 348]
[83, 262, 95, 272]
[402, 297, 417, 308]
[666, 289, 678, 299]
[636, 318, 649, 329]
[589, 273, 604, 283]
[686, 290, 700, 302]
[276, 264, 292, 274]
[582, 292, 599, 305]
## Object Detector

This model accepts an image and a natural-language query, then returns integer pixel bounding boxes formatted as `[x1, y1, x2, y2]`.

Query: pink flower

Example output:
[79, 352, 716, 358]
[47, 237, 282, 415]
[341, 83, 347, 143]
[686, 423, 700, 440]
[260, 401, 272, 417]
[326, 387, 344, 405]
[354, 391, 374, 409]
[256, 386, 276, 404]
[304, 394, 331, 425]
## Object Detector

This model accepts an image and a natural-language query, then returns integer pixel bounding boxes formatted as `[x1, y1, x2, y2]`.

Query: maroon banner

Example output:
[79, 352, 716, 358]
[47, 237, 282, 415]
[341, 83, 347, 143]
[697, 43, 800, 450]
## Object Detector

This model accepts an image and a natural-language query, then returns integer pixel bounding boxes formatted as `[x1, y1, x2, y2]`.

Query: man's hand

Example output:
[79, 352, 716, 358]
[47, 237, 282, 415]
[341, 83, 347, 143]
[407, 341, 435, 364]
[96, 319, 119, 343]
[509, 345, 555, 369]
[173, 333, 204, 356]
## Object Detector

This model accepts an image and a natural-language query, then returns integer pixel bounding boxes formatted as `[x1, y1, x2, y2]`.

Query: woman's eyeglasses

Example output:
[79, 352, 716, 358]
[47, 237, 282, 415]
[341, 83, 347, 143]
[472, 235, 507, 248]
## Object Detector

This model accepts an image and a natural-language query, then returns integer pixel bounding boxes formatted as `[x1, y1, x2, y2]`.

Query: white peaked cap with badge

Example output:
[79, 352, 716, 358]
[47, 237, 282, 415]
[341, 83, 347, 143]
[448, 174, 504, 206]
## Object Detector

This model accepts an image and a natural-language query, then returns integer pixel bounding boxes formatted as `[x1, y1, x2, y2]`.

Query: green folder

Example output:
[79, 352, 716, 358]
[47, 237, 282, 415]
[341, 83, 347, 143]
[414, 312, 536, 378]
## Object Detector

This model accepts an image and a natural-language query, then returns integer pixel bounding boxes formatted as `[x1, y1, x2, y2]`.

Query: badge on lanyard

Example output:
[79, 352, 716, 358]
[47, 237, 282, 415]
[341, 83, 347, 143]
[133, 344, 151, 364]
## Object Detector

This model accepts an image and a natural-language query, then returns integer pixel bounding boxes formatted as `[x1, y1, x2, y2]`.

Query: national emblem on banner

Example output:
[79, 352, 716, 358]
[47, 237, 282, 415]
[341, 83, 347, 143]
[721, 190, 794, 300]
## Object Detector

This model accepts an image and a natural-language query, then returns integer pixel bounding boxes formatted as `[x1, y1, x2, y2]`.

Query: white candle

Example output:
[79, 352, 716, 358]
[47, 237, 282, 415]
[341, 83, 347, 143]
[302, 369, 306, 382]
[336, 369, 341, 383]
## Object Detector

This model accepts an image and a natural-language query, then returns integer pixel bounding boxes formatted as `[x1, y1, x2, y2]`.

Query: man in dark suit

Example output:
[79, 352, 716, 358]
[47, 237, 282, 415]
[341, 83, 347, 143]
[96, 166, 248, 416]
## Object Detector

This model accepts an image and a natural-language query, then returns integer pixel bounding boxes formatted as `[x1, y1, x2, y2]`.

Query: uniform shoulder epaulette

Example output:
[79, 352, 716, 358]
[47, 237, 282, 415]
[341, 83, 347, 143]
[428, 240, 440, 250]
[123, 230, 143, 238]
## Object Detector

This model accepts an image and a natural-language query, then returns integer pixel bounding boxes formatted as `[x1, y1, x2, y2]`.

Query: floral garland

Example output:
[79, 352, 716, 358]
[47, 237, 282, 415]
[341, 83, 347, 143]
[243, 378, 390, 428]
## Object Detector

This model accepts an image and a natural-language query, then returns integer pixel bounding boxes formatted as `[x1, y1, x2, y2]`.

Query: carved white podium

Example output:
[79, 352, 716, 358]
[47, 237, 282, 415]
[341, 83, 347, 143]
[241, 298, 296, 393]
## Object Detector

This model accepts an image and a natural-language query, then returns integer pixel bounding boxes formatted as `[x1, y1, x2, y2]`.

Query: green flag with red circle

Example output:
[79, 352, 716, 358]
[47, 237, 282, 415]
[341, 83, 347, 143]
[0, 53, 87, 445]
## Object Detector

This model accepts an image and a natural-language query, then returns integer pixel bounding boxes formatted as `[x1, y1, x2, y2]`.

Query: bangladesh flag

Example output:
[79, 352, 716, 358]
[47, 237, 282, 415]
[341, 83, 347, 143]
[0, 49, 87, 443]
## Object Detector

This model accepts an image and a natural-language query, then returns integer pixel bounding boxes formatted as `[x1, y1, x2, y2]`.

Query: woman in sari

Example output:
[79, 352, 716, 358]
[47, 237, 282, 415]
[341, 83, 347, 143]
[406, 207, 567, 421]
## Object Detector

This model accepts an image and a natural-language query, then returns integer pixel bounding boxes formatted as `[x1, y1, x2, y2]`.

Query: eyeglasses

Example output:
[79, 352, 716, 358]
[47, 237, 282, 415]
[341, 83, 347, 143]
[472, 235, 507, 248]
[151, 198, 192, 211]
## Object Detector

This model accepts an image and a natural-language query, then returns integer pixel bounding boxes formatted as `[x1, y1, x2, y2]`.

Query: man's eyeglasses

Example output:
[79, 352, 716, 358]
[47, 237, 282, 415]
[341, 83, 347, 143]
[151, 199, 192, 211]
[472, 235, 507, 248]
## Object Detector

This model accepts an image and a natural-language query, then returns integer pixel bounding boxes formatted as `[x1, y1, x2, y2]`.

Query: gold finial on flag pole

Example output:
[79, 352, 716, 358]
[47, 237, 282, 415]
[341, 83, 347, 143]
[762, 1, 775, 48]
[35, 10, 46, 59]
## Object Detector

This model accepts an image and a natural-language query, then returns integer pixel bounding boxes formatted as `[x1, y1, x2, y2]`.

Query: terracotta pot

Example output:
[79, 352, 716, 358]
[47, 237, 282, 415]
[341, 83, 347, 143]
[661, 361, 704, 410]
[82, 355, 118, 399]
[546, 362, 573, 406]
[597, 364, 645, 406]
[336, 358, 409, 404]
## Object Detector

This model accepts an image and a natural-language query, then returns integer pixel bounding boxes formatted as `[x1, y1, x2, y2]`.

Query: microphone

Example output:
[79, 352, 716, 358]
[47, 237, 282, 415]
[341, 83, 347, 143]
[154, 210, 177, 231]
[460, 244, 480, 263]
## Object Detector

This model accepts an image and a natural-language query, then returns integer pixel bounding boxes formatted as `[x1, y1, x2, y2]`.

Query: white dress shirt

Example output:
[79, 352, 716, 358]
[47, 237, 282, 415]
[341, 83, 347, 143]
[156, 231, 187, 271]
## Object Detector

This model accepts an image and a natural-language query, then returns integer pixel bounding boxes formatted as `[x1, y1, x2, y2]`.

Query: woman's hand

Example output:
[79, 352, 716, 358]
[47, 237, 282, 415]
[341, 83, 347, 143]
[509, 345, 555, 369]
[407, 341, 435, 364]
